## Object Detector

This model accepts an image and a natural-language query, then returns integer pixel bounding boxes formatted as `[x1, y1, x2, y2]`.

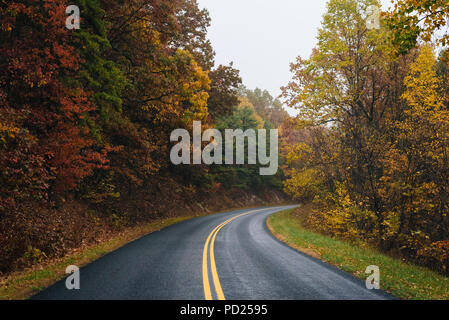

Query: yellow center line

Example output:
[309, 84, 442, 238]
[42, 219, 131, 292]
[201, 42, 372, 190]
[202, 221, 226, 300]
[202, 208, 268, 300]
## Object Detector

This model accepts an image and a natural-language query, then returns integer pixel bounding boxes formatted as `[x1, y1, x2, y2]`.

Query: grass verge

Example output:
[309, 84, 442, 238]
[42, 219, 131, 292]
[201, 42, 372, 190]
[0, 216, 193, 300]
[267, 208, 449, 300]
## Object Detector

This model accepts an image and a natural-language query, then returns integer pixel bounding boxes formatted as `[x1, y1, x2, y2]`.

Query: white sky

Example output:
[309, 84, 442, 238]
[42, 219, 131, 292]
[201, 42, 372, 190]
[197, 0, 392, 115]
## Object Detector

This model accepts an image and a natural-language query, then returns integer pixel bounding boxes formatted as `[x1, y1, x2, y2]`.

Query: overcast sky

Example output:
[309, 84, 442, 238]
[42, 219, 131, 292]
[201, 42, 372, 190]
[197, 0, 392, 115]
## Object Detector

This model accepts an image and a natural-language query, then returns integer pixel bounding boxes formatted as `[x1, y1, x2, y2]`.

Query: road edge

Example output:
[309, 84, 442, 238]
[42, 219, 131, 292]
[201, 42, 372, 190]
[265, 208, 397, 300]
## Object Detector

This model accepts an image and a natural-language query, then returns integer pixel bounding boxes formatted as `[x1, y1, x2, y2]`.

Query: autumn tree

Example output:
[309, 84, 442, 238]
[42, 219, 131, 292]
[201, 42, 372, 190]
[385, 0, 449, 54]
[0, 0, 108, 198]
[0, 0, 284, 272]
[380, 45, 449, 262]
[282, 0, 395, 232]
[172, 0, 215, 70]
[281, 0, 421, 245]
[207, 65, 242, 118]
[170, 0, 242, 119]
[0, 0, 115, 271]
[243, 87, 289, 127]
[213, 97, 282, 192]
[281, 0, 449, 271]
[79, 0, 210, 199]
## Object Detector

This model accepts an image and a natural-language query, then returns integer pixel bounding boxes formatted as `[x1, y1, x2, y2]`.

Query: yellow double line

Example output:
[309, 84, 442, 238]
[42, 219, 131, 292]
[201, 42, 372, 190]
[202, 209, 267, 300]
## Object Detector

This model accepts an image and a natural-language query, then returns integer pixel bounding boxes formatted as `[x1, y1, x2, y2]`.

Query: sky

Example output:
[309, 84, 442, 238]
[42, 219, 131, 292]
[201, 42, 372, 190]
[197, 0, 392, 115]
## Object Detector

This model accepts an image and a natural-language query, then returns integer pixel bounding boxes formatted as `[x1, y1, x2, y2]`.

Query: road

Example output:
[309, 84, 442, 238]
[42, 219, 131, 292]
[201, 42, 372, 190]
[33, 206, 393, 300]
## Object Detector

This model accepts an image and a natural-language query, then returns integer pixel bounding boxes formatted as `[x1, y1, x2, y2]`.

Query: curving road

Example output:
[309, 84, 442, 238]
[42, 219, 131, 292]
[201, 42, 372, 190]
[33, 206, 392, 300]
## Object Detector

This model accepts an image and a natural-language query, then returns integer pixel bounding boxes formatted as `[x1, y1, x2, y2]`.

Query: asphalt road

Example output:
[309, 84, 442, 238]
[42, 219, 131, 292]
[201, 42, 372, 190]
[33, 206, 393, 300]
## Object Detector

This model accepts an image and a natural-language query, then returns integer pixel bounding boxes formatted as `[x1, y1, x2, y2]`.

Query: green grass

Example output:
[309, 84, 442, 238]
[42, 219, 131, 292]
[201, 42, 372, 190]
[267, 208, 449, 300]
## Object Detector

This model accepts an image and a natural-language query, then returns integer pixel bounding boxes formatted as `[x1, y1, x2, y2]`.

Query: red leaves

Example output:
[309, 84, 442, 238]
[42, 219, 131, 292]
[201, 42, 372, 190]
[0, 108, 52, 207]
[0, 0, 108, 200]
[211, 182, 221, 194]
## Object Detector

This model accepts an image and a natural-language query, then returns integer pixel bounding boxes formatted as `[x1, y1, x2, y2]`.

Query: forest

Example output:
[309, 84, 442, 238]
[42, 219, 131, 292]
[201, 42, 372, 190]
[281, 0, 449, 274]
[0, 0, 287, 273]
[0, 0, 448, 282]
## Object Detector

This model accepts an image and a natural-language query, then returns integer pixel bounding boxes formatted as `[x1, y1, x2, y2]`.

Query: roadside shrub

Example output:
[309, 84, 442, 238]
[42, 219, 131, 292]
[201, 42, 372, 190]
[0, 201, 109, 273]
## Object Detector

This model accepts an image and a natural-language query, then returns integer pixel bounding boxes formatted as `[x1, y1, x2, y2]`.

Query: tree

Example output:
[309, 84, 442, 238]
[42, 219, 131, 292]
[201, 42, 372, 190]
[385, 0, 449, 54]
[90, 0, 212, 196]
[73, 0, 127, 138]
[282, 0, 399, 238]
[385, 45, 449, 253]
[170, 0, 242, 119]
[281, 0, 449, 270]
[0, 0, 108, 196]
[172, 0, 215, 70]
[207, 64, 242, 118]
[243, 87, 289, 127]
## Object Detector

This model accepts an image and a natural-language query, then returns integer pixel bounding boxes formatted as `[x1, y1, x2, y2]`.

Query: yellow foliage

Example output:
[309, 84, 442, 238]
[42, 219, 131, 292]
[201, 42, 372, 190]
[284, 168, 323, 202]
[236, 97, 265, 129]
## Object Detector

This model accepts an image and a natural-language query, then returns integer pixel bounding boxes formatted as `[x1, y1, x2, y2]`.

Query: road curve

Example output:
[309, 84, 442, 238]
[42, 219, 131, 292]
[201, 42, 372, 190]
[33, 206, 393, 300]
